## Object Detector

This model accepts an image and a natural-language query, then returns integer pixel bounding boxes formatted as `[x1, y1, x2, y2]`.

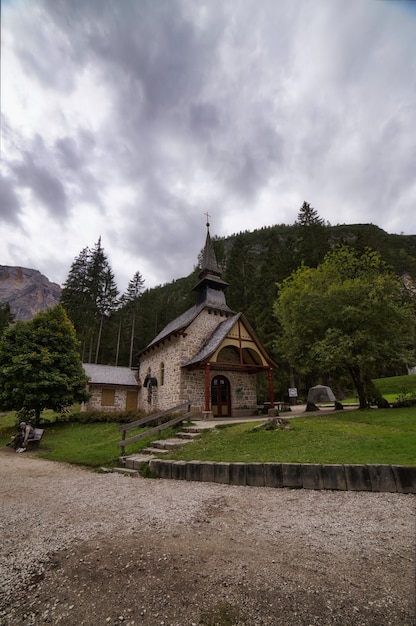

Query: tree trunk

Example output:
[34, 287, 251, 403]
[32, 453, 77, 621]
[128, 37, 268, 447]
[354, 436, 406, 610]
[129, 314, 136, 368]
[95, 316, 104, 364]
[348, 366, 367, 409]
[35, 407, 42, 427]
[115, 317, 122, 366]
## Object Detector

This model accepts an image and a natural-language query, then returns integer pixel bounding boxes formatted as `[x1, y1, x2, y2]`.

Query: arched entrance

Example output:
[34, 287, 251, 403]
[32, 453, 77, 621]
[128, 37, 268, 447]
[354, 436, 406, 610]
[211, 375, 231, 417]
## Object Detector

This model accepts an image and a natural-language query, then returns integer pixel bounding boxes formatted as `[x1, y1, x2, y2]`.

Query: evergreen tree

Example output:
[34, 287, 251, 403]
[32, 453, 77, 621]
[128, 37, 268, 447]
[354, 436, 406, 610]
[60, 246, 91, 359]
[122, 271, 145, 367]
[60, 238, 119, 363]
[295, 201, 325, 227]
[294, 201, 329, 268]
[0, 305, 89, 424]
[223, 232, 258, 312]
[0, 303, 14, 337]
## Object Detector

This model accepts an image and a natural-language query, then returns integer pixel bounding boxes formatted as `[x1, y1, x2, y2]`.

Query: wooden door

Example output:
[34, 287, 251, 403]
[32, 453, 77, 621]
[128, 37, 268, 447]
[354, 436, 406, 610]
[211, 375, 231, 417]
[126, 390, 138, 410]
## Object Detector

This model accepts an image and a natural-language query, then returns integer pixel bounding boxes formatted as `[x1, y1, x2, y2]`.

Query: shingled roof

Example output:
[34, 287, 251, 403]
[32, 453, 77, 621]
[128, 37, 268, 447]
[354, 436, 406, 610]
[83, 364, 139, 386]
[182, 313, 240, 367]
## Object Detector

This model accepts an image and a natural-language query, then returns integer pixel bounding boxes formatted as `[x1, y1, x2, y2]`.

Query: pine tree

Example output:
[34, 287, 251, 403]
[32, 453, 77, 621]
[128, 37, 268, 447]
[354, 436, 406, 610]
[60, 238, 119, 363]
[60, 246, 91, 359]
[120, 271, 145, 367]
[0, 303, 14, 337]
[294, 201, 329, 267]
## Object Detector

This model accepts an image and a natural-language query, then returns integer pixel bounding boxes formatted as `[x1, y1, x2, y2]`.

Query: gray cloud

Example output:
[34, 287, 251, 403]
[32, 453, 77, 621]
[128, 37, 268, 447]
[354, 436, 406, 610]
[1, 0, 415, 290]
[11, 151, 68, 217]
[0, 172, 22, 224]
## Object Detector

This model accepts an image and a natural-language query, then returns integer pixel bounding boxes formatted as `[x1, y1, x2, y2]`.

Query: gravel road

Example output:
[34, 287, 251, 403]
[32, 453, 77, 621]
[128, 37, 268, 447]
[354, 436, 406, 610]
[0, 448, 415, 626]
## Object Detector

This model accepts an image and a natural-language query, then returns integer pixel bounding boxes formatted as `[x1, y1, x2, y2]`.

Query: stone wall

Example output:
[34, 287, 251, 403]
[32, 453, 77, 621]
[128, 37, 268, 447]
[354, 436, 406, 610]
[149, 460, 416, 494]
[84, 385, 136, 412]
[138, 309, 244, 413]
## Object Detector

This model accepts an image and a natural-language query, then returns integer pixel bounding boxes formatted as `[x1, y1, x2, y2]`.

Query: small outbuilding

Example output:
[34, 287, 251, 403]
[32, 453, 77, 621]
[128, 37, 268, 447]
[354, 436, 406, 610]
[82, 364, 141, 412]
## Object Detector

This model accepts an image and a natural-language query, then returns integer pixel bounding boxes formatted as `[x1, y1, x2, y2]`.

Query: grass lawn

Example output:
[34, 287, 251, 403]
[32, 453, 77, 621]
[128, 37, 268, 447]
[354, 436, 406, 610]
[164, 407, 416, 466]
[1, 375, 415, 468]
[0, 416, 181, 468]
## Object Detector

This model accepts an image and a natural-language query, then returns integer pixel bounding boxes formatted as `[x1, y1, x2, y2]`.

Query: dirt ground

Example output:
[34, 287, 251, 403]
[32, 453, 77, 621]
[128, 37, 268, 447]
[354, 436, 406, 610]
[0, 448, 415, 626]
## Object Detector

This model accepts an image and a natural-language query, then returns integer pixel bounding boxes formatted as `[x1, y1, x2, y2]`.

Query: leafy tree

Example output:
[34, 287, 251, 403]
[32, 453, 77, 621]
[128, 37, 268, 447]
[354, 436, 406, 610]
[0, 303, 14, 337]
[274, 246, 415, 408]
[0, 305, 89, 424]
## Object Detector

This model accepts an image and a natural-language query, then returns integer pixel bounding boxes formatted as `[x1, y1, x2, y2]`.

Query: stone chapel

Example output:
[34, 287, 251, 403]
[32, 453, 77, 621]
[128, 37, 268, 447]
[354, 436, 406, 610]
[137, 224, 276, 418]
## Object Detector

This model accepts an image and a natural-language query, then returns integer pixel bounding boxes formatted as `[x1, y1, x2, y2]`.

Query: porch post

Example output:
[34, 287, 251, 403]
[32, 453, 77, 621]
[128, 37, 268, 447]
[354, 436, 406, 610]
[204, 363, 211, 412]
[268, 368, 274, 409]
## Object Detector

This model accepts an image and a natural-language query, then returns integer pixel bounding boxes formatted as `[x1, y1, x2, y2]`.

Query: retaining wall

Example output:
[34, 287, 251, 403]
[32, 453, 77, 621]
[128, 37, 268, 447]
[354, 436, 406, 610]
[148, 460, 416, 493]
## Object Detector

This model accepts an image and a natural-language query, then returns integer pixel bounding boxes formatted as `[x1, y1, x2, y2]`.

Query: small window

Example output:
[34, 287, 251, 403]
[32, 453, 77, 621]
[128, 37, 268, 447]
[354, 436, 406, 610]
[101, 388, 115, 407]
[160, 362, 165, 386]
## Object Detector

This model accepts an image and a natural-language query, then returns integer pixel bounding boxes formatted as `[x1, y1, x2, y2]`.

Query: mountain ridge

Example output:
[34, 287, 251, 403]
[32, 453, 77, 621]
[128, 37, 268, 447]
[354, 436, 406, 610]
[0, 266, 62, 322]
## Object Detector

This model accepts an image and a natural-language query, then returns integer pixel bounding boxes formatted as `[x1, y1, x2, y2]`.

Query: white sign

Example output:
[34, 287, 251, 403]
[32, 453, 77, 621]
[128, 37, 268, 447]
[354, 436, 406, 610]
[288, 388, 298, 397]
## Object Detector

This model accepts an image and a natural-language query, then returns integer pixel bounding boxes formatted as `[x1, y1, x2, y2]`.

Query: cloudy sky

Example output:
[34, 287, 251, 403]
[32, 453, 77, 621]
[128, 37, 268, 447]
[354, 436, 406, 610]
[1, 0, 416, 293]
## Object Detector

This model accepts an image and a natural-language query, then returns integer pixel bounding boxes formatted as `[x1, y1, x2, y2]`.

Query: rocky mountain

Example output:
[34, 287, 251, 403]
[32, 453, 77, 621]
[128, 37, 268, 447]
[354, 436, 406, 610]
[0, 266, 61, 322]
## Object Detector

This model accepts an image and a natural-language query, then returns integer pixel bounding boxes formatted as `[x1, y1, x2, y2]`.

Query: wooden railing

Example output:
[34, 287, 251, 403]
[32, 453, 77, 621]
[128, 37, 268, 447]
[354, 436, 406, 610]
[118, 401, 192, 456]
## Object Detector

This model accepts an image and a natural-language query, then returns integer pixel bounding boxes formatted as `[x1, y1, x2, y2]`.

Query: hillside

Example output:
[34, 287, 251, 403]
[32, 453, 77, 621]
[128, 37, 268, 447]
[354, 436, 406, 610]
[0, 266, 61, 322]
[133, 223, 416, 355]
[2, 222, 416, 357]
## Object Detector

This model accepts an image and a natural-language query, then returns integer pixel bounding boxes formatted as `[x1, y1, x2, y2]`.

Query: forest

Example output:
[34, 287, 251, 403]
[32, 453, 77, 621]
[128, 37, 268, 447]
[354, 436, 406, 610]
[59, 204, 416, 401]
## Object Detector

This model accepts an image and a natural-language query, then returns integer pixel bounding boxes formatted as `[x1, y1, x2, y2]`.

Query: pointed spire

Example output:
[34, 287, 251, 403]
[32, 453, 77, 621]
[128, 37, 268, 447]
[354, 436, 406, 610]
[192, 217, 232, 312]
[199, 223, 221, 279]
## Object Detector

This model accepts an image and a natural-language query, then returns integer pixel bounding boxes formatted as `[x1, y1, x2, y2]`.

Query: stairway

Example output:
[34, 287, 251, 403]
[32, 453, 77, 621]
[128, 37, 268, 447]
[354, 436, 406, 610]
[114, 425, 208, 475]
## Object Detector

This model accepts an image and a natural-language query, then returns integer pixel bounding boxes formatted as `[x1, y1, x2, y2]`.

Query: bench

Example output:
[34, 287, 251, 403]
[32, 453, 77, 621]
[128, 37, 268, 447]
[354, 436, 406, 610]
[27, 428, 44, 449]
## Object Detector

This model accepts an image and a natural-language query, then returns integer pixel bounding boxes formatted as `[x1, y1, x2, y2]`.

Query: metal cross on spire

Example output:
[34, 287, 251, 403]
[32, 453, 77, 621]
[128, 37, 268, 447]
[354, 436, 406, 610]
[204, 211, 211, 228]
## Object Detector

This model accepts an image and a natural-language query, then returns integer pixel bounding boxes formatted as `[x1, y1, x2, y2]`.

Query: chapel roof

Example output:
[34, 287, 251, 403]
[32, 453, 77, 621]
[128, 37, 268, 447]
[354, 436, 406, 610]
[182, 313, 241, 367]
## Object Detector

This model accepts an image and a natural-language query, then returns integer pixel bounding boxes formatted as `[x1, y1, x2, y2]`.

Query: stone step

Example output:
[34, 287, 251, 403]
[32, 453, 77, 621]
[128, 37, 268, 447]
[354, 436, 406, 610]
[181, 426, 202, 433]
[113, 467, 139, 476]
[176, 431, 201, 440]
[142, 447, 170, 454]
[124, 455, 155, 469]
[150, 438, 187, 450]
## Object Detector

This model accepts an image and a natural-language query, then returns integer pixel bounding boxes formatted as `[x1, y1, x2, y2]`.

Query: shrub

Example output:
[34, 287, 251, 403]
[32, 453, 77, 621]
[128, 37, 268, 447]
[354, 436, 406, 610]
[53, 409, 148, 425]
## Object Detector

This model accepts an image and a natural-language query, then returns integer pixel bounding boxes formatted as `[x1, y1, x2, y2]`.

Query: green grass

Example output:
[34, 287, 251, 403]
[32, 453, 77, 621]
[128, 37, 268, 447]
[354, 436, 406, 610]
[0, 415, 181, 468]
[1, 409, 415, 466]
[374, 373, 416, 397]
[164, 408, 416, 465]
[1, 374, 415, 468]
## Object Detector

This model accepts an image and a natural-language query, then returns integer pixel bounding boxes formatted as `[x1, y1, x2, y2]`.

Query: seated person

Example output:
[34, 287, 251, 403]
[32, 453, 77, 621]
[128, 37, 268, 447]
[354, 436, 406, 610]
[13, 421, 34, 452]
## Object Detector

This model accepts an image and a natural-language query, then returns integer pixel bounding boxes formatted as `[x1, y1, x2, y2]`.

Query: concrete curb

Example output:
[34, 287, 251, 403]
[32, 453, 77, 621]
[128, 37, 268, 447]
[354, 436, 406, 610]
[148, 460, 416, 493]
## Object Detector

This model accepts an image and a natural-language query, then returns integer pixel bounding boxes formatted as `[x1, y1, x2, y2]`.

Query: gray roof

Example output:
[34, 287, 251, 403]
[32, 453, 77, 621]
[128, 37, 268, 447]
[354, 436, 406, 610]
[83, 364, 139, 386]
[183, 314, 241, 367]
[141, 298, 232, 353]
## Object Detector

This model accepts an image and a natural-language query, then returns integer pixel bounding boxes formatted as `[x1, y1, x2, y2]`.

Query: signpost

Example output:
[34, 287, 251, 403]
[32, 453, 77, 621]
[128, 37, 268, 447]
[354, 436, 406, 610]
[288, 387, 298, 406]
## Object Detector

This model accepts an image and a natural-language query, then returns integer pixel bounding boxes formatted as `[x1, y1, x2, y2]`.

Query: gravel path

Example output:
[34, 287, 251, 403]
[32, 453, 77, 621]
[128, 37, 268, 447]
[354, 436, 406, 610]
[0, 448, 415, 626]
